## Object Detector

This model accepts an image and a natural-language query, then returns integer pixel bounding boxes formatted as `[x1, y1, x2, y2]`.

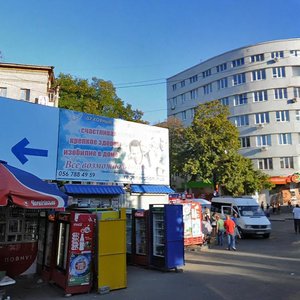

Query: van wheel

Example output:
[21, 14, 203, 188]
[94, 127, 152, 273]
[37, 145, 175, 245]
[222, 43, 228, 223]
[263, 233, 270, 239]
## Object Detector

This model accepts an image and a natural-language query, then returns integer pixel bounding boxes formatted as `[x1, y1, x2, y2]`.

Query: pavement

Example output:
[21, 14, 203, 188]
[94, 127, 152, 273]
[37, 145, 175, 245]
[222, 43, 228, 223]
[3, 211, 296, 300]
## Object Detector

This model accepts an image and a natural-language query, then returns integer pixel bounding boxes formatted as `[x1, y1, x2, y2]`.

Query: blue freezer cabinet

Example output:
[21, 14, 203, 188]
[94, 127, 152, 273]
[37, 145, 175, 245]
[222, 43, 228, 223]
[149, 204, 184, 271]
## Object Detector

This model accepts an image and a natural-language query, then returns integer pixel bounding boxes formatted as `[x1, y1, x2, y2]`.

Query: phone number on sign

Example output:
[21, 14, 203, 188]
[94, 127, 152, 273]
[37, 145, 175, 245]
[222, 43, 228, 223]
[57, 171, 96, 178]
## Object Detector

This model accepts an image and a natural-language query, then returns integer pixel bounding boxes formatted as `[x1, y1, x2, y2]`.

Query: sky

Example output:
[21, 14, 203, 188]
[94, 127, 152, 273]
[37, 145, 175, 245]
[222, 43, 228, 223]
[1, 0, 300, 124]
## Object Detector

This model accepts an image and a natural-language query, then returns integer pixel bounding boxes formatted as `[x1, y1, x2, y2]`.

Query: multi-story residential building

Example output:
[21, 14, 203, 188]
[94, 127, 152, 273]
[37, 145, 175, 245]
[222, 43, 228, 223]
[0, 62, 59, 106]
[167, 38, 300, 204]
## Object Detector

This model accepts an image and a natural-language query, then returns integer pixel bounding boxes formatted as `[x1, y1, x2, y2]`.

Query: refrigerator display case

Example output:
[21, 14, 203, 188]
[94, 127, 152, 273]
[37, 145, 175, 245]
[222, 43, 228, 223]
[51, 211, 96, 296]
[149, 204, 184, 271]
[126, 209, 133, 265]
[133, 209, 149, 266]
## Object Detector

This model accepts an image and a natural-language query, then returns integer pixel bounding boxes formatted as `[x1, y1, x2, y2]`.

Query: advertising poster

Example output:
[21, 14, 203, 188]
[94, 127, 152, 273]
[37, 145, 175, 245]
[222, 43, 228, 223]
[68, 253, 91, 286]
[56, 109, 169, 184]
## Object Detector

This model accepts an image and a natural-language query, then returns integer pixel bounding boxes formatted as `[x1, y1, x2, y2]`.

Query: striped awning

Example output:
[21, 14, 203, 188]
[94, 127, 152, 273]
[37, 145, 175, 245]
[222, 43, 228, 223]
[130, 184, 175, 194]
[63, 184, 125, 195]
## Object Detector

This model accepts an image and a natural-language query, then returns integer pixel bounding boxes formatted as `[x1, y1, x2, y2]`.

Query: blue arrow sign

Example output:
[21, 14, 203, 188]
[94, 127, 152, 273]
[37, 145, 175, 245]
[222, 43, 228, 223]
[11, 138, 48, 164]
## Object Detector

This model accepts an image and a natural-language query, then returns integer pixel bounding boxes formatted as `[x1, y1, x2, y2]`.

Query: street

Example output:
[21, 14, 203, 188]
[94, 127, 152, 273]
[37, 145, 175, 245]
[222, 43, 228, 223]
[6, 213, 300, 300]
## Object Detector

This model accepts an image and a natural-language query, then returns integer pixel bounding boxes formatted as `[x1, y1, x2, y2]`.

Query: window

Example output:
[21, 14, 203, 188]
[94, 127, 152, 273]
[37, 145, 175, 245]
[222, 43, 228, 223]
[180, 93, 186, 103]
[272, 67, 286, 78]
[180, 80, 185, 88]
[258, 158, 273, 170]
[250, 54, 264, 62]
[232, 58, 245, 68]
[189, 75, 198, 84]
[172, 84, 177, 91]
[252, 69, 266, 81]
[20, 89, 30, 101]
[217, 78, 228, 89]
[280, 157, 294, 169]
[294, 87, 300, 98]
[271, 51, 284, 59]
[0, 87, 7, 97]
[234, 115, 249, 127]
[255, 112, 269, 124]
[182, 110, 187, 120]
[290, 50, 300, 57]
[219, 97, 229, 106]
[232, 73, 246, 86]
[278, 133, 292, 145]
[203, 83, 212, 95]
[190, 89, 198, 99]
[202, 69, 211, 78]
[274, 88, 288, 99]
[234, 93, 247, 106]
[216, 63, 227, 72]
[240, 137, 250, 148]
[256, 135, 271, 146]
[191, 108, 195, 119]
[253, 90, 268, 102]
[171, 97, 177, 108]
[296, 110, 300, 121]
[276, 111, 290, 122]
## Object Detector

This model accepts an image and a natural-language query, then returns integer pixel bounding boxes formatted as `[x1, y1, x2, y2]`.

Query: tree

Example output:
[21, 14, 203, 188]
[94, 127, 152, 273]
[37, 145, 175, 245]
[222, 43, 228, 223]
[56, 73, 145, 122]
[156, 116, 186, 186]
[176, 100, 272, 196]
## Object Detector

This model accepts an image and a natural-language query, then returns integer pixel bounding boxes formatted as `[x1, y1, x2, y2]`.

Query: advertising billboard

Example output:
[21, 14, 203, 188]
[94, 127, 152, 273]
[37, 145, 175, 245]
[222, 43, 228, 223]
[56, 109, 169, 185]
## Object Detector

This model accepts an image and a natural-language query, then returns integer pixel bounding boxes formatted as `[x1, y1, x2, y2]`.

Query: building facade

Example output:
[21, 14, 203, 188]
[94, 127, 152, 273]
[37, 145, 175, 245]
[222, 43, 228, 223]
[0, 62, 59, 107]
[167, 38, 300, 203]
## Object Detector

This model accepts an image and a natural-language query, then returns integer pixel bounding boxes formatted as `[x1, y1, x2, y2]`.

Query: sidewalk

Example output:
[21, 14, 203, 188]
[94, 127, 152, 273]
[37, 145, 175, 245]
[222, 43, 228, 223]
[268, 211, 293, 222]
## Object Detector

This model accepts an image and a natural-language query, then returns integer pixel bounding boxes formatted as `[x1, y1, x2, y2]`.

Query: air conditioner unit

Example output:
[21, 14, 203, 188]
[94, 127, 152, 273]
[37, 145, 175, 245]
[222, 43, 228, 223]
[261, 146, 268, 151]
[256, 123, 264, 128]
[273, 57, 279, 62]
[171, 105, 176, 110]
[291, 97, 298, 103]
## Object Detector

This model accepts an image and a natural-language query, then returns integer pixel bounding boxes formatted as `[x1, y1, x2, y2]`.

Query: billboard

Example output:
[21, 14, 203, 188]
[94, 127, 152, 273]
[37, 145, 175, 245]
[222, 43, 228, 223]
[0, 97, 59, 179]
[56, 109, 169, 185]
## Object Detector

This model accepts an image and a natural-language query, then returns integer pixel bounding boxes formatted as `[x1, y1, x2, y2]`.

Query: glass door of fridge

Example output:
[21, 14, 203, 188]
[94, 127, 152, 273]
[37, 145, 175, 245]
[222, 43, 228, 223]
[152, 212, 165, 257]
[56, 222, 70, 270]
[126, 212, 132, 254]
[135, 218, 146, 255]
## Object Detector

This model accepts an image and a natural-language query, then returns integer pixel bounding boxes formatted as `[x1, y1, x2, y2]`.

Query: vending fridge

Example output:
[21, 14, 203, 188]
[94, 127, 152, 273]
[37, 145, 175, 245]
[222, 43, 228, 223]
[149, 204, 184, 271]
[126, 209, 133, 265]
[132, 209, 149, 266]
[51, 211, 96, 296]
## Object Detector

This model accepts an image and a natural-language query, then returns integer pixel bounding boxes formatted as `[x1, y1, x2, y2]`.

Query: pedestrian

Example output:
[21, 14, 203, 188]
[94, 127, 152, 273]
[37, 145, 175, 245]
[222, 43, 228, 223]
[260, 202, 264, 211]
[231, 213, 241, 240]
[277, 202, 281, 214]
[292, 204, 300, 233]
[215, 214, 225, 246]
[224, 215, 236, 251]
[211, 212, 217, 236]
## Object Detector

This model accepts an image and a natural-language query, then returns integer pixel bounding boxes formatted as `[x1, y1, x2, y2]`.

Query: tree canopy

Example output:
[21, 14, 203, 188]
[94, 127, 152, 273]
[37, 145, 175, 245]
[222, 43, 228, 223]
[163, 100, 272, 196]
[56, 73, 145, 122]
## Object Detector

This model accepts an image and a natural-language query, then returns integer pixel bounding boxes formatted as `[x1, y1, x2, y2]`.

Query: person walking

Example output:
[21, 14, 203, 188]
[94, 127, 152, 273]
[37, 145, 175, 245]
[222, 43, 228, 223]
[224, 215, 236, 251]
[292, 204, 300, 233]
[215, 214, 225, 246]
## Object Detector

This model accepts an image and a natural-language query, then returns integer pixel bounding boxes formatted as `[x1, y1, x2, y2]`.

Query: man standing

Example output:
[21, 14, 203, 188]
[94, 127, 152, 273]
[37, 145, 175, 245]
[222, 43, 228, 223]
[224, 215, 236, 251]
[292, 204, 300, 233]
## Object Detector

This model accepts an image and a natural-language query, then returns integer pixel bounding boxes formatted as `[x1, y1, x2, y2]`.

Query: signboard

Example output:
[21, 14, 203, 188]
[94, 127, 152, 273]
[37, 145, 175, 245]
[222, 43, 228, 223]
[0, 97, 59, 179]
[0, 98, 170, 184]
[56, 110, 169, 184]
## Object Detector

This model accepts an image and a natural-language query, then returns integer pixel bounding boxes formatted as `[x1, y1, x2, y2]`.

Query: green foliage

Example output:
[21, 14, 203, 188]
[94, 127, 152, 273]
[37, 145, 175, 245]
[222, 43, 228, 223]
[171, 100, 271, 196]
[56, 73, 145, 123]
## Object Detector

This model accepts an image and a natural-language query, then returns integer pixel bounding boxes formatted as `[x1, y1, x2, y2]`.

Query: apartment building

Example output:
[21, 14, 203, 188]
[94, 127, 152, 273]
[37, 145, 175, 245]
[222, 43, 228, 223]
[167, 38, 300, 202]
[0, 62, 59, 107]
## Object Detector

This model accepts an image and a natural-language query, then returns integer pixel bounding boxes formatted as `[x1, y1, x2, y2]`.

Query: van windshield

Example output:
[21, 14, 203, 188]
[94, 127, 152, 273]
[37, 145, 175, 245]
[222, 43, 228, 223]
[238, 206, 265, 217]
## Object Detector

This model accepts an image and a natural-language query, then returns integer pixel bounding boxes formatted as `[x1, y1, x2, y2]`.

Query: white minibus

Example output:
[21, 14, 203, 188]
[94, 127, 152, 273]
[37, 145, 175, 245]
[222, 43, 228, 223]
[211, 197, 271, 238]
